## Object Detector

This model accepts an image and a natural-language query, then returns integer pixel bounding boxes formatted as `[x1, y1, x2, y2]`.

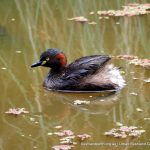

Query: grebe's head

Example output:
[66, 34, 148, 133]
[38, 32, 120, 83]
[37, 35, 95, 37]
[31, 48, 67, 70]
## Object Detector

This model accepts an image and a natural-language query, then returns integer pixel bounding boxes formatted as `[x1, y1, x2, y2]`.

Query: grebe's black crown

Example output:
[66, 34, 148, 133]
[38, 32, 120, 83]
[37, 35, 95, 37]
[40, 48, 61, 60]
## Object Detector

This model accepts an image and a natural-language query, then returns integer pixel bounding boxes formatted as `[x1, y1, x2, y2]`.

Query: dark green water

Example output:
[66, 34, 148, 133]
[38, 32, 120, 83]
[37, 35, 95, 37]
[0, 0, 150, 149]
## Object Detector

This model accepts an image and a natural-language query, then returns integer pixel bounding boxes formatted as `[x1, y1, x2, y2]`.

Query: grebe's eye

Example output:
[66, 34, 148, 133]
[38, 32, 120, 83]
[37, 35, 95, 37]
[46, 57, 50, 61]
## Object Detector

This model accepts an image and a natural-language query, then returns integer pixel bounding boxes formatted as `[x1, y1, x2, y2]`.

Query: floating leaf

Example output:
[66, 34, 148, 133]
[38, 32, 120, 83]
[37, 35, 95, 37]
[129, 59, 150, 68]
[5, 108, 29, 116]
[130, 92, 138, 96]
[144, 78, 150, 83]
[77, 134, 91, 141]
[16, 50, 22, 53]
[88, 21, 97, 25]
[52, 128, 91, 149]
[120, 126, 131, 132]
[129, 130, 145, 137]
[97, 3, 150, 17]
[60, 136, 75, 144]
[139, 130, 146, 133]
[68, 16, 88, 23]
[114, 55, 138, 60]
[54, 130, 74, 137]
[54, 126, 62, 129]
[52, 145, 74, 150]
[104, 125, 145, 138]
[136, 108, 143, 112]
[1, 67, 7, 70]
[47, 132, 53, 136]
[113, 132, 127, 138]
[99, 17, 103, 19]
[11, 18, 15, 21]
[63, 130, 74, 136]
[144, 118, 150, 120]
[115, 55, 150, 68]
[116, 122, 123, 127]
[128, 126, 138, 130]
[54, 132, 64, 137]
[104, 16, 109, 19]
[116, 22, 120, 25]
[89, 11, 95, 15]
[74, 100, 90, 105]
[33, 146, 37, 149]
[30, 117, 35, 121]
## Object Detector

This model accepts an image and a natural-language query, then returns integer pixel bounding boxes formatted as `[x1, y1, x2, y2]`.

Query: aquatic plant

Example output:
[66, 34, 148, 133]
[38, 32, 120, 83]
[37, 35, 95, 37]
[104, 125, 145, 138]
[97, 3, 150, 17]
[115, 55, 150, 68]
[5, 108, 29, 116]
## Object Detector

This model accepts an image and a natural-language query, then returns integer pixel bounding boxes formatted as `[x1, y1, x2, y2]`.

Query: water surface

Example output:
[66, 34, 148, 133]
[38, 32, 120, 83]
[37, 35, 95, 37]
[0, 0, 150, 150]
